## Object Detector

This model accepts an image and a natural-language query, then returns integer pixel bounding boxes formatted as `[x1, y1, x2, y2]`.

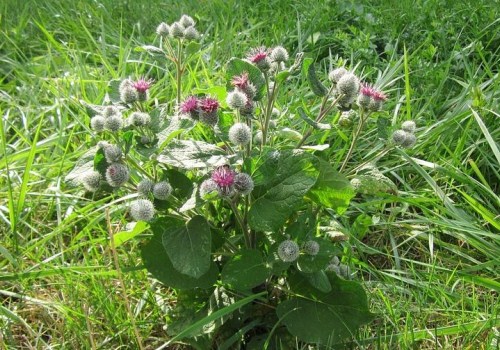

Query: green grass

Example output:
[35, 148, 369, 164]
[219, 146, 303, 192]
[1, 0, 499, 348]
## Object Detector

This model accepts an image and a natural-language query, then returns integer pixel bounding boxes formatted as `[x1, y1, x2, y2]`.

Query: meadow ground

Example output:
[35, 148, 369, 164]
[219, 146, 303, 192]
[1, 0, 499, 348]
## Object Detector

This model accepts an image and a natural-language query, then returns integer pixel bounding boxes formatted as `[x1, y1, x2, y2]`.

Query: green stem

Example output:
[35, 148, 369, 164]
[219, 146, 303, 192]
[261, 74, 278, 147]
[339, 110, 369, 172]
[228, 199, 251, 248]
[176, 39, 183, 106]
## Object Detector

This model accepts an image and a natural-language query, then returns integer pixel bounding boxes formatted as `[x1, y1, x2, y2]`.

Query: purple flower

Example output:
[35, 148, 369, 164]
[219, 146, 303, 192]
[132, 78, 153, 93]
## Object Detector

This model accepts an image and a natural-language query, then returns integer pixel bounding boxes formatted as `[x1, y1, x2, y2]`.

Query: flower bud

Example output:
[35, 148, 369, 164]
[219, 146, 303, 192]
[328, 67, 348, 83]
[277, 240, 300, 262]
[156, 22, 170, 37]
[183, 26, 199, 41]
[270, 46, 289, 63]
[199, 97, 219, 126]
[153, 181, 173, 200]
[130, 112, 151, 127]
[81, 170, 101, 192]
[233, 172, 254, 195]
[103, 144, 122, 163]
[180, 96, 200, 120]
[169, 22, 185, 38]
[104, 115, 123, 132]
[337, 73, 360, 105]
[401, 133, 416, 148]
[401, 120, 416, 133]
[303, 240, 320, 256]
[137, 179, 154, 196]
[392, 129, 407, 145]
[91, 115, 106, 132]
[228, 122, 251, 146]
[199, 179, 218, 197]
[130, 199, 155, 222]
[120, 86, 139, 104]
[103, 106, 120, 118]
[226, 90, 248, 110]
[179, 14, 195, 28]
[105, 163, 129, 187]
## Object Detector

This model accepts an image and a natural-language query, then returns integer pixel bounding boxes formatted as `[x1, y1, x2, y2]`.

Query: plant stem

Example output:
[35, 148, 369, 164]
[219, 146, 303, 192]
[339, 110, 369, 172]
[228, 199, 251, 248]
[106, 209, 145, 350]
[176, 39, 183, 106]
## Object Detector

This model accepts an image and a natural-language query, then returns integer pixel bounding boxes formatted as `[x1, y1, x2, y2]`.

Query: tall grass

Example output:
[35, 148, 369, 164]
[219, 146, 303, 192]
[1, 0, 499, 348]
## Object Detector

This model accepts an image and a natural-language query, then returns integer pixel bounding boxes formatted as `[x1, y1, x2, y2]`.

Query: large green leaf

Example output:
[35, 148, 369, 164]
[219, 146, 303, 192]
[221, 249, 270, 290]
[296, 239, 340, 274]
[307, 160, 355, 215]
[156, 115, 195, 150]
[302, 57, 327, 97]
[277, 272, 375, 344]
[141, 220, 217, 289]
[248, 150, 319, 232]
[226, 58, 266, 100]
[157, 139, 227, 169]
[160, 216, 212, 278]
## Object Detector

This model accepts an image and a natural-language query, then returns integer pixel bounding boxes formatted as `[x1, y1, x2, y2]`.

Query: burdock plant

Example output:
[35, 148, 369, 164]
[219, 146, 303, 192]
[62, 13, 430, 349]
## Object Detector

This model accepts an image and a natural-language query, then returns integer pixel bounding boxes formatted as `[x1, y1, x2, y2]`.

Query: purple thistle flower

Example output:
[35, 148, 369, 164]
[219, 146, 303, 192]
[132, 78, 153, 93]
[211, 165, 236, 196]
[247, 46, 268, 63]
[200, 97, 219, 114]
[180, 96, 200, 114]
[231, 72, 250, 90]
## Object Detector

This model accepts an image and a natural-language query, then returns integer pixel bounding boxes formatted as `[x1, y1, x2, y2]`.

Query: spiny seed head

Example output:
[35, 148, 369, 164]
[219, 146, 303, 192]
[271, 108, 280, 118]
[401, 120, 416, 133]
[153, 181, 173, 200]
[226, 90, 248, 110]
[247, 46, 271, 72]
[103, 106, 120, 118]
[183, 26, 199, 41]
[199, 179, 218, 197]
[119, 79, 133, 91]
[104, 115, 123, 132]
[130, 199, 155, 222]
[90, 115, 106, 132]
[156, 22, 170, 36]
[268, 119, 277, 129]
[179, 14, 195, 28]
[277, 240, 300, 262]
[331, 256, 340, 266]
[105, 163, 129, 187]
[130, 112, 151, 127]
[120, 86, 139, 104]
[137, 179, 154, 196]
[392, 129, 407, 145]
[401, 132, 417, 148]
[328, 67, 348, 83]
[228, 122, 251, 145]
[303, 240, 320, 256]
[234, 172, 254, 195]
[339, 264, 352, 279]
[326, 264, 341, 274]
[254, 130, 264, 144]
[199, 111, 219, 126]
[81, 170, 101, 192]
[240, 100, 255, 117]
[103, 144, 122, 163]
[337, 73, 360, 97]
[169, 22, 185, 38]
[270, 46, 289, 63]
[140, 135, 152, 145]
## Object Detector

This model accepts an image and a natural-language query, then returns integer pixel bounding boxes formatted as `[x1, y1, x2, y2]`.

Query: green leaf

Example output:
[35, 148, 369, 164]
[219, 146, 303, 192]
[185, 41, 201, 56]
[94, 147, 107, 176]
[141, 220, 217, 289]
[353, 174, 398, 195]
[107, 79, 122, 104]
[157, 139, 227, 169]
[226, 58, 266, 100]
[160, 216, 212, 278]
[248, 150, 319, 232]
[163, 168, 193, 199]
[65, 148, 97, 186]
[297, 106, 331, 130]
[157, 115, 195, 151]
[296, 239, 340, 274]
[277, 272, 375, 344]
[275, 70, 290, 84]
[303, 270, 332, 293]
[221, 249, 270, 290]
[377, 116, 390, 139]
[351, 214, 372, 240]
[113, 221, 149, 248]
[307, 160, 355, 215]
[122, 130, 134, 154]
[303, 57, 327, 96]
